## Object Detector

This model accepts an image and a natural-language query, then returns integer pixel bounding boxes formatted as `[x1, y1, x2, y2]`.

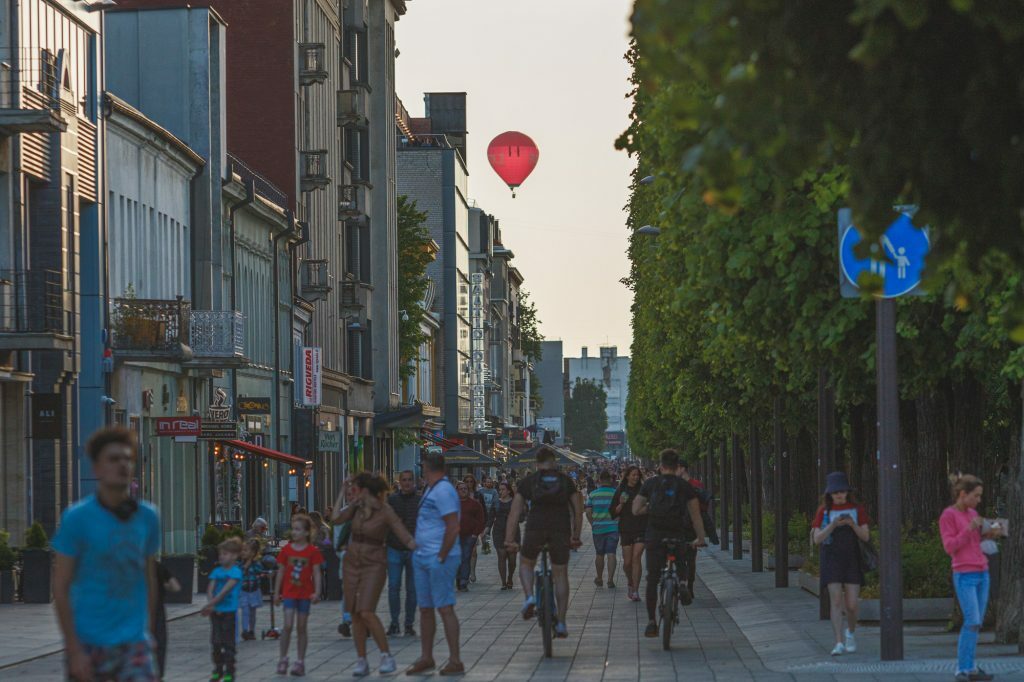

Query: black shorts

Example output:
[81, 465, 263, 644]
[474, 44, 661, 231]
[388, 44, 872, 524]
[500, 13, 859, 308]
[521, 526, 571, 565]
[620, 529, 645, 546]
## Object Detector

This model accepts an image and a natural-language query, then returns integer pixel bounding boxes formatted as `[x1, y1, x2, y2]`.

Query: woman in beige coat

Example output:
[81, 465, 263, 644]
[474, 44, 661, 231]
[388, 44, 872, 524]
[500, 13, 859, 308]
[332, 472, 416, 676]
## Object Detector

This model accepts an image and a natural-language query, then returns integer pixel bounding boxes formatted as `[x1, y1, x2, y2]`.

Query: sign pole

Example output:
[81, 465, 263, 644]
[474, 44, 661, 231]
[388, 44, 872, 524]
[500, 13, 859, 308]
[876, 298, 904, 660]
[731, 433, 743, 561]
[773, 396, 789, 587]
[817, 368, 834, 619]
[720, 439, 729, 553]
[749, 422, 763, 572]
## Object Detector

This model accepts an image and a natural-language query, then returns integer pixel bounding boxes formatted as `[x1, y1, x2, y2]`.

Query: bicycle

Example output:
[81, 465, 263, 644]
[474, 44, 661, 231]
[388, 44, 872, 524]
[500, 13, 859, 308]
[535, 544, 557, 658]
[657, 538, 689, 651]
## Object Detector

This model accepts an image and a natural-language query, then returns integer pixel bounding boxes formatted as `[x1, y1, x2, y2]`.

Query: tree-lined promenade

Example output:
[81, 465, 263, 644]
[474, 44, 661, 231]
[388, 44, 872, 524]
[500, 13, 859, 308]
[620, 0, 1024, 649]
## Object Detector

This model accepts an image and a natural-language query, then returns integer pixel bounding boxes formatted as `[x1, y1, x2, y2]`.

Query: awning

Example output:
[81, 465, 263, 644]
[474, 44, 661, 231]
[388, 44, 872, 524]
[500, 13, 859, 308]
[510, 445, 586, 469]
[442, 445, 500, 466]
[223, 440, 310, 467]
[375, 403, 443, 429]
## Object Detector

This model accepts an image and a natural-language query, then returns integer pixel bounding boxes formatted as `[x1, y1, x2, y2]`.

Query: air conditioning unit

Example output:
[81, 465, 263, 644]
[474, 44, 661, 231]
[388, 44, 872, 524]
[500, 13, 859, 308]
[298, 43, 328, 86]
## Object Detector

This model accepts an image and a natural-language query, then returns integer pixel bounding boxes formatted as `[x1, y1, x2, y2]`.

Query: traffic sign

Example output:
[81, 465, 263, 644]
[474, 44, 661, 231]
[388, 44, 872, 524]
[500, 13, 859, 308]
[838, 208, 929, 298]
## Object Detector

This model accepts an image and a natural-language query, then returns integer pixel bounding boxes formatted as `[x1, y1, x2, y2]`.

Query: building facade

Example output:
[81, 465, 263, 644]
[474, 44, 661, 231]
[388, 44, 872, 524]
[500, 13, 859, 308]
[565, 346, 631, 457]
[534, 340, 565, 444]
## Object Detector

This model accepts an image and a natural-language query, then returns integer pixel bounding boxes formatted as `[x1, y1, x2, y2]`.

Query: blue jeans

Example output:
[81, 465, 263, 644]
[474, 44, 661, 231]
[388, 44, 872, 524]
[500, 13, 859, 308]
[953, 570, 990, 674]
[387, 547, 417, 628]
[457, 536, 477, 587]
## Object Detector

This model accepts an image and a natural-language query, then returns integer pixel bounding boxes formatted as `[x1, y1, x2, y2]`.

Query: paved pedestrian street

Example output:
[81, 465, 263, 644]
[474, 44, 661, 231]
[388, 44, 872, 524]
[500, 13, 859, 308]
[3, 534, 1024, 681]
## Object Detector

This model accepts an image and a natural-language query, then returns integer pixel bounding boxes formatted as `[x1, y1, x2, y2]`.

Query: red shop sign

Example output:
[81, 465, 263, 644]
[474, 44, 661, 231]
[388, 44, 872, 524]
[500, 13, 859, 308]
[155, 416, 202, 437]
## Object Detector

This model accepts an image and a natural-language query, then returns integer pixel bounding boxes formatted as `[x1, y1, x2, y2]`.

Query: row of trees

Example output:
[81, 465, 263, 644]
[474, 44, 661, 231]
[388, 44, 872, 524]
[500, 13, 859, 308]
[621, 0, 1024, 645]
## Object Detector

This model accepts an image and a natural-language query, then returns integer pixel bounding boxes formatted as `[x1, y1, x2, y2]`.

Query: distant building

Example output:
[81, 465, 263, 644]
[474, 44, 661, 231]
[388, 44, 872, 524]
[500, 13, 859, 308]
[535, 341, 565, 444]
[565, 346, 630, 457]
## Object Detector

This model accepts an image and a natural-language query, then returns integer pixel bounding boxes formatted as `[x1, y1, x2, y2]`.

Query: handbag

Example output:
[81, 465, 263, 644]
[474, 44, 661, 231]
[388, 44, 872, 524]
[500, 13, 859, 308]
[858, 539, 879, 572]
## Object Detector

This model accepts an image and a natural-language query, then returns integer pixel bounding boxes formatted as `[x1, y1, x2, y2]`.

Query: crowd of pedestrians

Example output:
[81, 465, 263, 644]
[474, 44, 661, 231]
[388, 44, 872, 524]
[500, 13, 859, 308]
[50, 426, 1009, 682]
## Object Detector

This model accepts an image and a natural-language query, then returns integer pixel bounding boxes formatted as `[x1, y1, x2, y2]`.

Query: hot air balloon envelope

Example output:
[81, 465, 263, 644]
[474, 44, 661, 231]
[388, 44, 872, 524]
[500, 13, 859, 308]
[487, 131, 539, 194]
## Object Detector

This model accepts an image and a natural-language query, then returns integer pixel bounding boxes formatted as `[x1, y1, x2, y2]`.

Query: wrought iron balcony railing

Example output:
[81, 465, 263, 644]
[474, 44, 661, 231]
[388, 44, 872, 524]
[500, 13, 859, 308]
[111, 296, 190, 354]
[0, 268, 66, 334]
[190, 310, 245, 358]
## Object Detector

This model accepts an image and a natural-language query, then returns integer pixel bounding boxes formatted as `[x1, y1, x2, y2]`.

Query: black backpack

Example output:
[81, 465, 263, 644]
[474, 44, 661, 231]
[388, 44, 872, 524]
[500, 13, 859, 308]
[648, 476, 686, 528]
[529, 471, 568, 504]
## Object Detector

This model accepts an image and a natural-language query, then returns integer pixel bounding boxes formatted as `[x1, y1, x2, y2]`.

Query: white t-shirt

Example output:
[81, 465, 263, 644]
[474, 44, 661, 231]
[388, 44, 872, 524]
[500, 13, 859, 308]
[415, 478, 461, 558]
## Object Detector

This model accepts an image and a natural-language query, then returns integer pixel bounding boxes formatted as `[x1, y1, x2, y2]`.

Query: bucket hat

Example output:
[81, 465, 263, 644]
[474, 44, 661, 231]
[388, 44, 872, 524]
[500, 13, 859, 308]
[824, 471, 852, 495]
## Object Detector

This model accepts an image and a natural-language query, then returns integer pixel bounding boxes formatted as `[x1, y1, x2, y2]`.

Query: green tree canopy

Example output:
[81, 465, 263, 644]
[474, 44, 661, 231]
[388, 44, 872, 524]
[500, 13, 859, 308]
[565, 379, 608, 452]
[397, 195, 433, 382]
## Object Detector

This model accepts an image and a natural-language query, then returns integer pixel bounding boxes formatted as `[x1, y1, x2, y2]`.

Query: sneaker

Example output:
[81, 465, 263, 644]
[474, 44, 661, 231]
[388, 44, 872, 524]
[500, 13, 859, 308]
[379, 653, 397, 674]
[521, 595, 536, 620]
[210, 673, 222, 682]
[276, 658, 289, 675]
[844, 628, 857, 653]
[955, 674, 971, 682]
[969, 669, 995, 681]
[679, 585, 693, 606]
[387, 623, 401, 636]
[352, 658, 370, 677]
[607, 580, 616, 589]
[594, 577, 603, 587]
[222, 675, 234, 682]
[554, 621, 568, 639]
[644, 620, 658, 637]
[404, 625, 417, 638]
[830, 643, 845, 656]
[338, 621, 352, 637]
[290, 661, 305, 677]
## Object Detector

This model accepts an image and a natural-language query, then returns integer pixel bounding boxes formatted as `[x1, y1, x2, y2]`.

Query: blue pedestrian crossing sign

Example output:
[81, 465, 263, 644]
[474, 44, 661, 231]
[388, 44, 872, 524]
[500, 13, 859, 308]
[838, 208, 930, 298]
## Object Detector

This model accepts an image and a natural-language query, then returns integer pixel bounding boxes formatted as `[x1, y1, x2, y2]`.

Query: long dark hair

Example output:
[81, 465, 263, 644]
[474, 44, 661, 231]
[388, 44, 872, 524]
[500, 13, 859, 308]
[353, 471, 391, 499]
[618, 465, 642, 493]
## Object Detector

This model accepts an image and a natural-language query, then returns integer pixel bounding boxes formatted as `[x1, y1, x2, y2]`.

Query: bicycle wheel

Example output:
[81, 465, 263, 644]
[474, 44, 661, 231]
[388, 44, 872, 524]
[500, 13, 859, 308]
[538, 574, 554, 658]
[660, 577, 676, 651]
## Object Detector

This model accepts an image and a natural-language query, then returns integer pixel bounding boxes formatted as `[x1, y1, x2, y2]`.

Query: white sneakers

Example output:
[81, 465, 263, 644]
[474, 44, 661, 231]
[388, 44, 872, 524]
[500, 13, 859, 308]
[379, 653, 397, 674]
[830, 643, 845, 656]
[352, 657, 370, 677]
[844, 628, 857, 653]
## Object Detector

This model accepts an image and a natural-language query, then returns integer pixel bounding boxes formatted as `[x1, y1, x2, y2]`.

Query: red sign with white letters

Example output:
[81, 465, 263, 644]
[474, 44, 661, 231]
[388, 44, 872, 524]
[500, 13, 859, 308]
[155, 416, 202, 437]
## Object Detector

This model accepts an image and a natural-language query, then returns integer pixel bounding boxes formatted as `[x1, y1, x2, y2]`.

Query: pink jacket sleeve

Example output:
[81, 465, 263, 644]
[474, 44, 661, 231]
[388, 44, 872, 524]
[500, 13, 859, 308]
[939, 509, 975, 556]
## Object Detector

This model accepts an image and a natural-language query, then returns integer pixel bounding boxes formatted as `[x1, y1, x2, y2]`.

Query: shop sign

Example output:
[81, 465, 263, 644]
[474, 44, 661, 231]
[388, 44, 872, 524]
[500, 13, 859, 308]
[300, 347, 322, 406]
[237, 396, 271, 414]
[200, 421, 238, 440]
[317, 430, 341, 453]
[155, 416, 201, 437]
[32, 393, 62, 439]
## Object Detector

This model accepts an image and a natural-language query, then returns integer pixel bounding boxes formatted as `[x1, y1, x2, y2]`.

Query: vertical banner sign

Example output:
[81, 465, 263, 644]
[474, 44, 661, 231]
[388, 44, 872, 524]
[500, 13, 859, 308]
[301, 346, 322, 407]
[469, 273, 486, 432]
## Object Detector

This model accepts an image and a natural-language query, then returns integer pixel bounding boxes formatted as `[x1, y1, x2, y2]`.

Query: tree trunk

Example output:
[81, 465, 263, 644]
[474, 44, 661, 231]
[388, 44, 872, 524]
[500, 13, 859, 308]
[907, 388, 951, 532]
[995, 381, 1024, 649]
[951, 376, 985, 477]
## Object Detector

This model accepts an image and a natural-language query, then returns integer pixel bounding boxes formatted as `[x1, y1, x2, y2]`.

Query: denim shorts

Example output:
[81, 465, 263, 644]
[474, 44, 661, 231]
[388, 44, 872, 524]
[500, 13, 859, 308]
[282, 598, 311, 614]
[239, 589, 263, 609]
[593, 531, 620, 555]
[413, 551, 460, 609]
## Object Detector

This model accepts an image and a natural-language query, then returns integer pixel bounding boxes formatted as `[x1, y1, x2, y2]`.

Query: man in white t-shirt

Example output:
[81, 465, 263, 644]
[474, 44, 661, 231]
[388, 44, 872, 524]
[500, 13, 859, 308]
[407, 452, 463, 676]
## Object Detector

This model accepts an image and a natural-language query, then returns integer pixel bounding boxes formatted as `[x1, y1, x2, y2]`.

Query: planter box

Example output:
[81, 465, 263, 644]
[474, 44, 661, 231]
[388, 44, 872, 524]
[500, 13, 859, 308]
[0, 569, 14, 603]
[21, 549, 52, 603]
[858, 597, 953, 622]
[764, 552, 806, 570]
[798, 569, 821, 596]
[161, 555, 194, 604]
[196, 547, 217, 594]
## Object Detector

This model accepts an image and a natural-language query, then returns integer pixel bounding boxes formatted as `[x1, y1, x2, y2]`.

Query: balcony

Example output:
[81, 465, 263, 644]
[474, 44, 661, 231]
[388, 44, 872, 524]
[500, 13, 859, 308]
[337, 90, 368, 129]
[189, 310, 246, 366]
[0, 61, 67, 136]
[110, 296, 191, 360]
[300, 150, 330, 192]
[300, 259, 332, 302]
[0, 269, 72, 351]
[338, 184, 366, 221]
[298, 43, 328, 86]
[338, 277, 363, 317]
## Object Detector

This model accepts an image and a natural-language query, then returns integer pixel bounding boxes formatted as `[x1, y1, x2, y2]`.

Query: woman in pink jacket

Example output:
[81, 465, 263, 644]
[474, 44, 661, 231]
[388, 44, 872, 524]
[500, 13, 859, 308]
[938, 474, 998, 682]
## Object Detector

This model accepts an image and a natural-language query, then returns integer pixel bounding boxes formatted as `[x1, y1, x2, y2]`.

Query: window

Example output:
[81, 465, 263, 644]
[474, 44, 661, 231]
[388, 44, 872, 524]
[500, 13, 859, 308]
[348, 327, 363, 378]
[344, 127, 369, 182]
[345, 29, 368, 86]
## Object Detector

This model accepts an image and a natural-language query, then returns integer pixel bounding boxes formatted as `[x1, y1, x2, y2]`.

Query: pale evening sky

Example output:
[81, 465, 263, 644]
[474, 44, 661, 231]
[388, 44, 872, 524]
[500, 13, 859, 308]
[395, 0, 636, 360]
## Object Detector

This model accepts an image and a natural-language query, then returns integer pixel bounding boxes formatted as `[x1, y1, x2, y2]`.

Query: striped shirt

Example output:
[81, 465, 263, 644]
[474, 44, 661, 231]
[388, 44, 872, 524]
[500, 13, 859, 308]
[586, 486, 618, 535]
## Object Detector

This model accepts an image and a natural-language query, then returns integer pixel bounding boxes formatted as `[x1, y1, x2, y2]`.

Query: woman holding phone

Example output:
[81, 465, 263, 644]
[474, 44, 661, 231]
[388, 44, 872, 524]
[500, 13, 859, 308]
[811, 471, 871, 656]
[610, 465, 646, 602]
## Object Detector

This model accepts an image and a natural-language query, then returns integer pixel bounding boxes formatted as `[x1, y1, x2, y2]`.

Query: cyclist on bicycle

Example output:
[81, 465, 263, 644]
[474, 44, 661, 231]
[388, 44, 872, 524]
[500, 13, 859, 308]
[632, 448, 706, 638]
[505, 445, 584, 638]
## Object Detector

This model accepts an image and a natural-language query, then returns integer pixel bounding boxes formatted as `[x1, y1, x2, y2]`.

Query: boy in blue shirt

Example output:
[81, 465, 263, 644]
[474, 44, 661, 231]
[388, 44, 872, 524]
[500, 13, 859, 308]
[203, 537, 243, 681]
[53, 427, 161, 682]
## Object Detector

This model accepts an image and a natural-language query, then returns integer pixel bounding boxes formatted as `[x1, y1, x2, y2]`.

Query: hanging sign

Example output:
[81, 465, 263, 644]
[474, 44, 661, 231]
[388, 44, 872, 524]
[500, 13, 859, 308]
[301, 347, 322, 406]
[155, 416, 201, 437]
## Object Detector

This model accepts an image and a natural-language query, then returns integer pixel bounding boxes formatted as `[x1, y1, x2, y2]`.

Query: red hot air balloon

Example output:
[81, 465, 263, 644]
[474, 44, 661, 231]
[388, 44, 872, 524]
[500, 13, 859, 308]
[487, 131, 539, 198]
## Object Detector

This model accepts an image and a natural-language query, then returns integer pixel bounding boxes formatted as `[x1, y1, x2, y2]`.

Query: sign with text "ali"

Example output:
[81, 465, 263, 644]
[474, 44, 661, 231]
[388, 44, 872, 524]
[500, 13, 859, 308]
[155, 416, 202, 437]
[301, 347, 322, 407]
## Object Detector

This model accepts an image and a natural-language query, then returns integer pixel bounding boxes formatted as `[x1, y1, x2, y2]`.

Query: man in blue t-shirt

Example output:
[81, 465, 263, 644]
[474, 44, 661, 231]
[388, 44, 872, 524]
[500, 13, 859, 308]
[407, 451, 463, 676]
[53, 426, 162, 682]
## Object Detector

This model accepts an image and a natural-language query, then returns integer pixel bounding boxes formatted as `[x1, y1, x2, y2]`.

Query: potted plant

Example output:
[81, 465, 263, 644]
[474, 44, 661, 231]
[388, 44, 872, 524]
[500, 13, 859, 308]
[196, 525, 222, 593]
[21, 522, 52, 603]
[0, 531, 15, 603]
[160, 554, 195, 605]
